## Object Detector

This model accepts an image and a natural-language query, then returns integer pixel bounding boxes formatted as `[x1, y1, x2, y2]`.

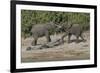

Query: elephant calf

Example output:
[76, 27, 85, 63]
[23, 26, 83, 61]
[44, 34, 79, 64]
[61, 24, 86, 43]
[31, 22, 61, 46]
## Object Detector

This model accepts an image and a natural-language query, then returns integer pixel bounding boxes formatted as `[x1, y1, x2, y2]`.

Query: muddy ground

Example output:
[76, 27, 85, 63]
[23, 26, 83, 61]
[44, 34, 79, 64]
[21, 31, 90, 62]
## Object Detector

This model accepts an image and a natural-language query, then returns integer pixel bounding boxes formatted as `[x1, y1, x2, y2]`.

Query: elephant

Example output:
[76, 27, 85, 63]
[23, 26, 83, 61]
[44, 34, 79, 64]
[30, 22, 62, 46]
[61, 24, 86, 43]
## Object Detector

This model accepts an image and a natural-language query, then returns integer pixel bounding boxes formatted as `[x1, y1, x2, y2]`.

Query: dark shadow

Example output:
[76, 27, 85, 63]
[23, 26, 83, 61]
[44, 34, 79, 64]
[70, 39, 86, 43]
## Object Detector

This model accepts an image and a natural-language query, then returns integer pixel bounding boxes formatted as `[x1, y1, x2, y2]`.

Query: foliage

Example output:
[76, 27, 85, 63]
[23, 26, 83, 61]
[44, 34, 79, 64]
[21, 10, 90, 37]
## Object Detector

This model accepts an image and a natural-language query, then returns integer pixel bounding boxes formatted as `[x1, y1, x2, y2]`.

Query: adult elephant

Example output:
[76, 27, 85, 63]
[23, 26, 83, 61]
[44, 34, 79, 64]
[31, 22, 61, 46]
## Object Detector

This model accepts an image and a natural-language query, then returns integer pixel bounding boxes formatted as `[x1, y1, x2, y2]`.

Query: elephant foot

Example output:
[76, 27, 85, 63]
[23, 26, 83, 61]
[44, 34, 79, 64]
[47, 39, 51, 42]
[31, 43, 36, 46]
[82, 39, 86, 42]
[31, 41, 37, 46]
[76, 40, 80, 43]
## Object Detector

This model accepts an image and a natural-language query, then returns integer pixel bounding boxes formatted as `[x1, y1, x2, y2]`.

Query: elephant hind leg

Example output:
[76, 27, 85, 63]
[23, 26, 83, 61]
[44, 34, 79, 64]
[76, 36, 79, 43]
[80, 34, 86, 42]
[46, 35, 51, 42]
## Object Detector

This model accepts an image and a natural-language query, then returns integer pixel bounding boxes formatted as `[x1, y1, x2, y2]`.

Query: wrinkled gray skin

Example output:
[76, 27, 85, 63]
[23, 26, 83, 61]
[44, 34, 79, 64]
[61, 24, 86, 43]
[31, 22, 61, 46]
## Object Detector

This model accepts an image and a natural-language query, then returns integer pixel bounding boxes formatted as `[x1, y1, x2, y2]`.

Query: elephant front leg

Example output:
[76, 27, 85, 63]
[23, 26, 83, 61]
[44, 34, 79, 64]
[31, 37, 38, 46]
[45, 31, 51, 42]
[68, 33, 71, 43]
[46, 35, 51, 42]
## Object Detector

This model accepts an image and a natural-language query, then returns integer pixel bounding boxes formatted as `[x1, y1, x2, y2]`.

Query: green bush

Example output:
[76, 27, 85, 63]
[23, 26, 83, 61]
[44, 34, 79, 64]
[21, 10, 90, 38]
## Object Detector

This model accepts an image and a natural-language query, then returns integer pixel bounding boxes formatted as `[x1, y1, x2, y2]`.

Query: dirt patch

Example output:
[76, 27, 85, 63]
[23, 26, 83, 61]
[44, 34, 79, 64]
[21, 31, 90, 62]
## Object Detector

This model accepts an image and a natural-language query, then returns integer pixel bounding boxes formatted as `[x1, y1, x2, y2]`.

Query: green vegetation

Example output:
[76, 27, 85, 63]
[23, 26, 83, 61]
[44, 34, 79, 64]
[21, 10, 90, 38]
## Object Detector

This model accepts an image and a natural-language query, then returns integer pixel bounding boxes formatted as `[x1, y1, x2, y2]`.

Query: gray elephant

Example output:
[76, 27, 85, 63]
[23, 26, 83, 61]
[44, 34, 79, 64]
[31, 22, 61, 46]
[61, 24, 86, 43]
